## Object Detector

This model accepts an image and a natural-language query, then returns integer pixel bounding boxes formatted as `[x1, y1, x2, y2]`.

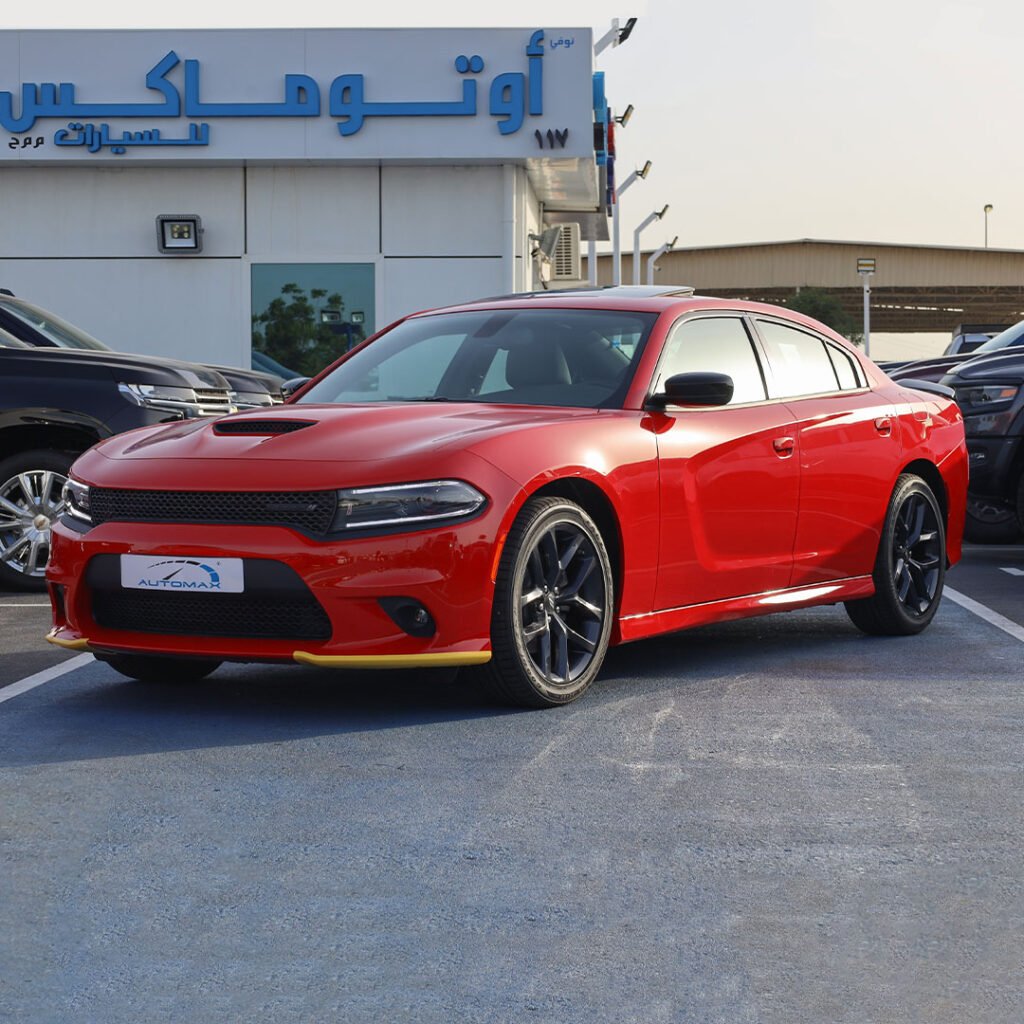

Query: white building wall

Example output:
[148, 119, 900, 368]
[0, 161, 541, 366]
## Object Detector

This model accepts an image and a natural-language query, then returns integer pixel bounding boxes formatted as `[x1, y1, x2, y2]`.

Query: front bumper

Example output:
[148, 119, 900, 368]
[964, 435, 1021, 498]
[47, 515, 503, 667]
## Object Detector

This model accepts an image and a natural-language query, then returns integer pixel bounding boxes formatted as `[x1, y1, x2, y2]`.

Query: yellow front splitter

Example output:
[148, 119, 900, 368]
[293, 651, 491, 670]
[46, 632, 91, 651]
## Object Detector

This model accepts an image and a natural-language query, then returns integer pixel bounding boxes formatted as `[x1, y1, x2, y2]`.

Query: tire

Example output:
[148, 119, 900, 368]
[963, 492, 1022, 544]
[476, 496, 614, 708]
[845, 474, 946, 636]
[0, 449, 75, 592]
[95, 653, 222, 684]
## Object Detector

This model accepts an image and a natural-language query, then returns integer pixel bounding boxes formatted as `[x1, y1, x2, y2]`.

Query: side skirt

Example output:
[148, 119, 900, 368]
[616, 575, 875, 644]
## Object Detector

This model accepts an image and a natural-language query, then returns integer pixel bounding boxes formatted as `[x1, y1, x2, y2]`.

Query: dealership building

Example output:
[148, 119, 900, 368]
[0, 27, 608, 374]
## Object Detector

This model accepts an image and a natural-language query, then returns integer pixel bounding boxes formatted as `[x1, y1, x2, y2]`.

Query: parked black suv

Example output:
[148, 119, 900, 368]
[0, 291, 283, 409]
[941, 349, 1024, 543]
[0, 328, 237, 590]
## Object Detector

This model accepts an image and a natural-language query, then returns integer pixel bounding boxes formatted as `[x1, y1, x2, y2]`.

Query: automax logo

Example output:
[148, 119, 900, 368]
[134, 558, 224, 590]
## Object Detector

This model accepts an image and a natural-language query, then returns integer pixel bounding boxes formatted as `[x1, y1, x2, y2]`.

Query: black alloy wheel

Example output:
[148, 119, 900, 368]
[845, 474, 946, 636]
[480, 496, 614, 708]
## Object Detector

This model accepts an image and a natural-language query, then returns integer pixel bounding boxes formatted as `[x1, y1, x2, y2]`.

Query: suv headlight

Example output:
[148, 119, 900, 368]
[62, 477, 91, 524]
[331, 480, 486, 532]
[954, 384, 1020, 436]
[118, 382, 202, 415]
[954, 384, 1019, 412]
[231, 390, 278, 409]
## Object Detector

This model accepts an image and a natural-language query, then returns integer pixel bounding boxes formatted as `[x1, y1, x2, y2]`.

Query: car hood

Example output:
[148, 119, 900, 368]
[88, 402, 606, 468]
[942, 350, 1024, 385]
[205, 363, 283, 393]
[888, 355, 967, 382]
[1, 345, 231, 389]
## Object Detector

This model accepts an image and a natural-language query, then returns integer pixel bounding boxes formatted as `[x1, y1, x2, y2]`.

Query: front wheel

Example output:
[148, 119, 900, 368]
[0, 449, 74, 591]
[845, 474, 946, 636]
[477, 497, 614, 708]
[95, 653, 222, 684]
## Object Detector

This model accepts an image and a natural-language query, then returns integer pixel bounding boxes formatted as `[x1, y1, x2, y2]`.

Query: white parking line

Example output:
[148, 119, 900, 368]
[945, 586, 1024, 645]
[999, 567, 1024, 577]
[0, 653, 94, 706]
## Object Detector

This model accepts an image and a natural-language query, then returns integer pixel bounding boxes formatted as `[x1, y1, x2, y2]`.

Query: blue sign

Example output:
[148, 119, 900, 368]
[1, 30, 551, 154]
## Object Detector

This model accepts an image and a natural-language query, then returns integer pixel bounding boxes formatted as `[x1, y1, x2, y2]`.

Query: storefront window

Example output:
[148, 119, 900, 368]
[251, 263, 375, 379]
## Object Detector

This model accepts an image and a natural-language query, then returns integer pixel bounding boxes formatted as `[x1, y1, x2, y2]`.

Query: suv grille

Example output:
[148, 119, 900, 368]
[89, 489, 338, 536]
[194, 388, 236, 416]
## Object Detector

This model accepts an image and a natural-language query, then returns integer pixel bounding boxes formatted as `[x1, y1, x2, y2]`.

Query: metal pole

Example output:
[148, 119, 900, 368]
[588, 239, 598, 286]
[612, 200, 622, 286]
[863, 274, 871, 358]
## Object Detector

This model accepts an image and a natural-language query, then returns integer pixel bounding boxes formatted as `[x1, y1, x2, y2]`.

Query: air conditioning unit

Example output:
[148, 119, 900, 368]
[550, 222, 582, 281]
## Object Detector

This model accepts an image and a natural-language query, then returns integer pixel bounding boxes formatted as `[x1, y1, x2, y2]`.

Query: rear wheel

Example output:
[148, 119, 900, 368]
[845, 474, 946, 636]
[96, 653, 222, 684]
[0, 450, 74, 592]
[477, 497, 614, 708]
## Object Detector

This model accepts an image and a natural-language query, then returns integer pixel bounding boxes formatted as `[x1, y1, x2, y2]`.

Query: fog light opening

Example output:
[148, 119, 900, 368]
[378, 597, 437, 638]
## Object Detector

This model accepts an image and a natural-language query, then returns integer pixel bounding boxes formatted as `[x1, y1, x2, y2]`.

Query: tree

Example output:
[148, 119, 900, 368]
[252, 283, 364, 377]
[785, 287, 862, 345]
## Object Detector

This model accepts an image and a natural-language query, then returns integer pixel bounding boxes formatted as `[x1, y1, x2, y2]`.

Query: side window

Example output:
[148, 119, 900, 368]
[656, 317, 767, 405]
[756, 320, 841, 398]
[826, 343, 864, 390]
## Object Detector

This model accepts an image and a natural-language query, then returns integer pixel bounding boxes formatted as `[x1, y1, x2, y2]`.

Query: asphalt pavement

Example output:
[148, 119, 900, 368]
[1, 544, 1021, 1023]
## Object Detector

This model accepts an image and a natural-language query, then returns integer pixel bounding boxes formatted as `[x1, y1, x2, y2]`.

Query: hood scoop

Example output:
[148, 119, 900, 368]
[214, 419, 316, 436]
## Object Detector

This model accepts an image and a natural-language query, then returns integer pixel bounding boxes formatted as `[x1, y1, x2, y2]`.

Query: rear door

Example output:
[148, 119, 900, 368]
[752, 317, 903, 587]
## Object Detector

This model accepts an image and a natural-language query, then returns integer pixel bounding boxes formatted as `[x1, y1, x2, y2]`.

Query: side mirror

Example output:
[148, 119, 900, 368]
[280, 376, 312, 400]
[649, 372, 734, 409]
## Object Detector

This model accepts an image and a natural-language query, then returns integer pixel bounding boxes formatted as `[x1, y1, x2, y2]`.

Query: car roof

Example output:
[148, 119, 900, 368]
[417, 286, 849, 337]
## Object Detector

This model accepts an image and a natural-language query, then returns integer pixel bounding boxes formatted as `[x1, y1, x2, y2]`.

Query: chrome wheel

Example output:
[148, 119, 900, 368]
[0, 467, 67, 581]
[518, 519, 608, 689]
[891, 490, 942, 616]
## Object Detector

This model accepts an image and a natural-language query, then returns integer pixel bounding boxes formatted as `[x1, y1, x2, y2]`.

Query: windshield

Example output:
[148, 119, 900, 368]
[0, 297, 111, 351]
[975, 319, 1024, 353]
[297, 308, 658, 409]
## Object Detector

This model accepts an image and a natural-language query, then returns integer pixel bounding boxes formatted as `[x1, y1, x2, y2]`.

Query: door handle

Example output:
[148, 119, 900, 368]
[874, 417, 893, 436]
[772, 436, 795, 457]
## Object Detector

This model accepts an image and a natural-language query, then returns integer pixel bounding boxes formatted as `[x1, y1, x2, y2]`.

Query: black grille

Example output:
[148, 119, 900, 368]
[92, 590, 331, 640]
[214, 420, 315, 435]
[89, 489, 338, 535]
[86, 556, 332, 641]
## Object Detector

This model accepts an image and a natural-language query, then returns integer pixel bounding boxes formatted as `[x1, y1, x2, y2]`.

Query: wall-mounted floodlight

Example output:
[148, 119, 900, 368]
[638, 160, 652, 179]
[529, 226, 564, 261]
[156, 214, 203, 254]
[594, 17, 639, 55]
[616, 104, 634, 127]
[618, 17, 638, 43]
[657, 204, 669, 220]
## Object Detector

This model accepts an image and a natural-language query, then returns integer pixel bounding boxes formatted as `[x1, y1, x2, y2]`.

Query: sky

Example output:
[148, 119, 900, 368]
[3, 1, 1019, 357]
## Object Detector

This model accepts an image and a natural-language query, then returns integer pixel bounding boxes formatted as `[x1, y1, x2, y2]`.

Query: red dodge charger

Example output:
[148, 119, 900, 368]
[47, 287, 968, 707]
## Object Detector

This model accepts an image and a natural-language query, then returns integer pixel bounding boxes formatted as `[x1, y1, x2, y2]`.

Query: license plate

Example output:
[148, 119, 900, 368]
[120, 555, 244, 593]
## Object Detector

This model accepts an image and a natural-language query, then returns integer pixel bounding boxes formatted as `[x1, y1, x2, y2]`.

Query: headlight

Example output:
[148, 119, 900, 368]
[62, 477, 91, 524]
[331, 480, 486, 531]
[954, 384, 1019, 412]
[118, 382, 202, 414]
[231, 390, 278, 409]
